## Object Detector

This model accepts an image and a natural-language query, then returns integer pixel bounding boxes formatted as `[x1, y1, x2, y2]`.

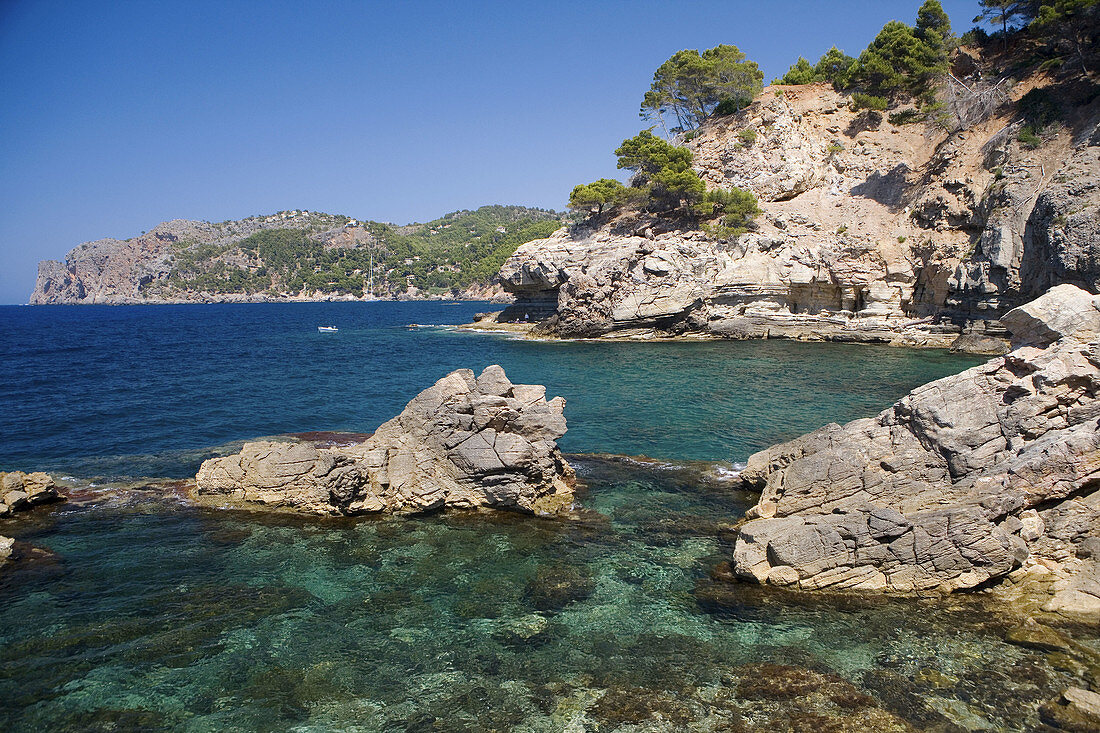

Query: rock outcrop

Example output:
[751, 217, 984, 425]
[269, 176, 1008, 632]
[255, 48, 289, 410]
[498, 74, 1100, 346]
[1, 471, 64, 517]
[499, 224, 961, 346]
[729, 285, 1100, 617]
[195, 366, 575, 515]
[1, 471, 65, 567]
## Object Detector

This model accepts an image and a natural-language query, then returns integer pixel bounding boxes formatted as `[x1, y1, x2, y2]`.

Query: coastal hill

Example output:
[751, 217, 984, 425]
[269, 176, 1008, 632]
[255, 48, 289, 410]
[497, 7, 1100, 350]
[29, 206, 563, 304]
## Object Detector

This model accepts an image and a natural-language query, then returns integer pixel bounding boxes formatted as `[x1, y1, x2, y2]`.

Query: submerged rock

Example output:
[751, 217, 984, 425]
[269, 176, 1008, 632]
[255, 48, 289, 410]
[195, 366, 575, 515]
[1039, 687, 1100, 732]
[525, 562, 595, 612]
[729, 285, 1100, 613]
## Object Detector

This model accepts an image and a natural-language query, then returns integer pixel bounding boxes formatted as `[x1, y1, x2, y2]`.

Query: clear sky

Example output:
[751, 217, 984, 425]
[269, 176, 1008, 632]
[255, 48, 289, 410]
[0, 0, 981, 303]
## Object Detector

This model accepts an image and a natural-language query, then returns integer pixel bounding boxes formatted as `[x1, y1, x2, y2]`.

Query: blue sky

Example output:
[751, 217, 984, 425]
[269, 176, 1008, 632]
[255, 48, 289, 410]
[0, 0, 981, 303]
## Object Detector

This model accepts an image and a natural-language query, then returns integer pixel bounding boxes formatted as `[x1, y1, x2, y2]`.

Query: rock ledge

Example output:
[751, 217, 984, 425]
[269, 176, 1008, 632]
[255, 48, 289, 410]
[730, 285, 1100, 618]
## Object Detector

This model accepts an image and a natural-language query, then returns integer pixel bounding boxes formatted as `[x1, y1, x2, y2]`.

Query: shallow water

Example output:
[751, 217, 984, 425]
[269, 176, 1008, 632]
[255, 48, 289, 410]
[1, 303, 1090, 731]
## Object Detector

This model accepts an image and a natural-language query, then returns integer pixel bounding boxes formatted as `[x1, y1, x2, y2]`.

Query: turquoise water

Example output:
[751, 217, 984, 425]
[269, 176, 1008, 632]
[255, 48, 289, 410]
[0, 303, 1090, 731]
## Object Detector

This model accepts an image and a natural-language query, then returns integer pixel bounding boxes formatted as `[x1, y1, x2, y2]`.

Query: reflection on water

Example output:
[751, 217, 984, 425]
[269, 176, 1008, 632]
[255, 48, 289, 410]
[1, 457, 1092, 731]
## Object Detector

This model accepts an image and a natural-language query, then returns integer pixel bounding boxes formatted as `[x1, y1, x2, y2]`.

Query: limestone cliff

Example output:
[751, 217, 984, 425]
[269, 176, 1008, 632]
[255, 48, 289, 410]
[499, 67, 1100, 346]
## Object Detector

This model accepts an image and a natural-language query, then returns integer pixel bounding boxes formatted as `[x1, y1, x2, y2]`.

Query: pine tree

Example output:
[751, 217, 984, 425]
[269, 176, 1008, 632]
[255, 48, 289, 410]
[640, 45, 763, 131]
[814, 47, 857, 85]
[916, 0, 954, 53]
[846, 3, 952, 103]
[778, 57, 818, 85]
[973, 0, 1034, 38]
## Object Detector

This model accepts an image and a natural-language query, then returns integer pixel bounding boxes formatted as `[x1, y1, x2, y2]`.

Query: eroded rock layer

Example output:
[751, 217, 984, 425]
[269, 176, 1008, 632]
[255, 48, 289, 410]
[195, 366, 575, 515]
[729, 285, 1100, 619]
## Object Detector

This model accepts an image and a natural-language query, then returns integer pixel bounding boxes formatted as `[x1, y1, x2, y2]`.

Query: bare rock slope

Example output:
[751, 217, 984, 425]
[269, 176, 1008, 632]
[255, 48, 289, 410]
[729, 284, 1100, 619]
[499, 76, 1100, 346]
[195, 366, 575, 515]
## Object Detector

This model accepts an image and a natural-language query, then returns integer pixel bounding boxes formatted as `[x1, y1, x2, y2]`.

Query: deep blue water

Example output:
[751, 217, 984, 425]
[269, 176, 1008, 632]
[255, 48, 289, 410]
[1, 302, 1090, 732]
[1, 301, 980, 478]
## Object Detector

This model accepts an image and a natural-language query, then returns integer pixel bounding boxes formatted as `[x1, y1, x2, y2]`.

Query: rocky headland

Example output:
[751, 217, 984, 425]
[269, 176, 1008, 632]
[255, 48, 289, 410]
[194, 365, 575, 515]
[29, 207, 560, 305]
[725, 284, 1100, 623]
[496, 71, 1100, 349]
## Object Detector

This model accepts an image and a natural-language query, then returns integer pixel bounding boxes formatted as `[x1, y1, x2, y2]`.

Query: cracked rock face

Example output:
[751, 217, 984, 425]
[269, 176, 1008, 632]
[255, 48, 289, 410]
[195, 366, 575, 515]
[731, 285, 1100, 614]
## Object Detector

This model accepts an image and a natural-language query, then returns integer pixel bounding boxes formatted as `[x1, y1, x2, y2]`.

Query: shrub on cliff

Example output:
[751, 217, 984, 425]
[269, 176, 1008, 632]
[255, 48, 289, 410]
[814, 46, 858, 85]
[693, 187, 761, 237]
[640, 45, 763, 132]
[852, 93, 889, 111]
[1019, 87, 1062, 128]
[714, 97, 745, 116]
[778, 57, 817, 85]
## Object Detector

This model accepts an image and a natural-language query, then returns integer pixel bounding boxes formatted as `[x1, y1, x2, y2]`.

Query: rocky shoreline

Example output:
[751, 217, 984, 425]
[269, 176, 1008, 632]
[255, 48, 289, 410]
[461, 309, 1008, 352]
[726, 285, 1100, 624]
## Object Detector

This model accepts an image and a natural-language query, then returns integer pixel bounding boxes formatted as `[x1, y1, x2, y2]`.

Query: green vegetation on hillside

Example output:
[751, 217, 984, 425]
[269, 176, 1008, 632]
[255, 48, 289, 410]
[156, 206, 563, 298]
[775, 0, 953, 104]
[375, 206, 564, 291]
[972, 0, 1099, 64]
[776, 47, 856, 86]
[776, 0, 1099, 107]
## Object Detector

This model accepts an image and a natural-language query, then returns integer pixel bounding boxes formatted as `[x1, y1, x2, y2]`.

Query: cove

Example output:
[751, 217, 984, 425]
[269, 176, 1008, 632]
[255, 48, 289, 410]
[4, 302, 1091, 731]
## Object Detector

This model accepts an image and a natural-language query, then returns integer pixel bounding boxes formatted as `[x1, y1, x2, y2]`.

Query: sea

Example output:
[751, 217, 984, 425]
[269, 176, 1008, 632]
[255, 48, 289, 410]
[0, 301, 1092, 731]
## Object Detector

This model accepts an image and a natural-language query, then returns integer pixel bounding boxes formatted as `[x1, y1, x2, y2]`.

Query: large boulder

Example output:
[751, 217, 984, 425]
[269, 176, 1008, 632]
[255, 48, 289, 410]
[1001, 283, 1100, 347]
[195, 366, 575, 515]
[731, 284, 1100, 611]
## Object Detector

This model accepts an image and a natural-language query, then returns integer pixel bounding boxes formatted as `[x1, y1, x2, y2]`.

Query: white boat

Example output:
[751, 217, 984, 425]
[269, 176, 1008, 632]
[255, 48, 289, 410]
[317, 326, 338, 333]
